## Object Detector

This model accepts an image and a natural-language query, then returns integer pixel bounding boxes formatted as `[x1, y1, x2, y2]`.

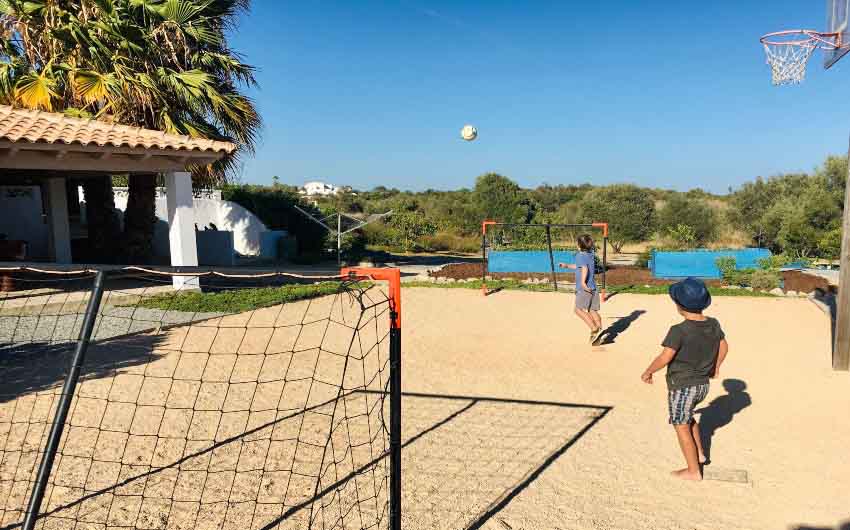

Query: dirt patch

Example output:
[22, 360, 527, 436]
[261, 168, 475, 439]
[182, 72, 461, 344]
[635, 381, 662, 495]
[781, 270, 834, 294]
[605, 266, 722, 286]
[432, 262, 722, 286]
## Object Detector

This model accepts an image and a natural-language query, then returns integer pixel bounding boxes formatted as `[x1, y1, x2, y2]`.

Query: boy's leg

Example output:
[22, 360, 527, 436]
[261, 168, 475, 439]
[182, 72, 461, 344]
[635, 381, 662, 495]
[589, 310, 602, 331]
[691, 420, 706, 463]
[672, 424, 702, 480]
[573, 308, 597, 330]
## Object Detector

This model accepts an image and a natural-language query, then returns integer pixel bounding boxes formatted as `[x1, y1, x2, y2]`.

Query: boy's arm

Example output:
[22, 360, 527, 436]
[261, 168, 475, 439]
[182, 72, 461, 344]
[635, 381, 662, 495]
[558, 263, 576, 270]
[641, 347, 677, 384]
[712, 339, 729, 378]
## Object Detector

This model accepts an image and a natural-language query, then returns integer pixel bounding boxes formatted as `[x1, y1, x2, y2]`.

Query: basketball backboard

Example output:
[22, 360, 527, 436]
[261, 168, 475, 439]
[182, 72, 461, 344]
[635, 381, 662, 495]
[826, 0, 850, 68]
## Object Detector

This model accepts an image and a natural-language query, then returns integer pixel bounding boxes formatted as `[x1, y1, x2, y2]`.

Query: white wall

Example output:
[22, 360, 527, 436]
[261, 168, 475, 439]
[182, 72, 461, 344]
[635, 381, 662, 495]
[111, 189, 270, 258]
[0, 186, 49, 258]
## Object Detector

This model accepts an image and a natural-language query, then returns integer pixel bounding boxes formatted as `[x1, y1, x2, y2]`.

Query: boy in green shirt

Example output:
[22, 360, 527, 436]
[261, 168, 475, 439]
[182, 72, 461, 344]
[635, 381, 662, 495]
[641, 277, 729, 481]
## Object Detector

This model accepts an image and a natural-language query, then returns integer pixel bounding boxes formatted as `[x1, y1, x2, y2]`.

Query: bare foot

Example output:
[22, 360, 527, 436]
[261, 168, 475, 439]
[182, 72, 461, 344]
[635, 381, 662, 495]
[671, 468, 702, 481]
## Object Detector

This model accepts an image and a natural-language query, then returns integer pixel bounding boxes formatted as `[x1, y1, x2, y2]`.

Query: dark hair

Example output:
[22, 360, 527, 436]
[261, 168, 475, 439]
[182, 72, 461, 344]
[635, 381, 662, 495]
[577, 234, 594, 252]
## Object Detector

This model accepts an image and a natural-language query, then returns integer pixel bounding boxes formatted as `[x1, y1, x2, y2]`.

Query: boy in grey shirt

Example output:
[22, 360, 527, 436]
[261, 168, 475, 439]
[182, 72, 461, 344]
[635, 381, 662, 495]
[559, 234, 602, 344]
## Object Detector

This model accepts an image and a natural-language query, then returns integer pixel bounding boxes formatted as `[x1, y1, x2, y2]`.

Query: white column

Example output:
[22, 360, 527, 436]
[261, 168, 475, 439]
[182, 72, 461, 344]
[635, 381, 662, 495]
[46, 178, 72, 264]
[165, 171, 199, 290]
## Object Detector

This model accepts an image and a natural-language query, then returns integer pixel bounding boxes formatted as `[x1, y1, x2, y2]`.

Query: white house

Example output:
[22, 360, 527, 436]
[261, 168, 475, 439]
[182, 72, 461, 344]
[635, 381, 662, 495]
[300, 180, 341, 197]
[0, 105, 233, 288]
[108, 187, 273, 259]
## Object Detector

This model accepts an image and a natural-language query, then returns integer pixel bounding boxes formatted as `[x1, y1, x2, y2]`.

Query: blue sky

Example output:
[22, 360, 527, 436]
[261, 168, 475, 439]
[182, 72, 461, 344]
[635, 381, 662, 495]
[230, 0, 850, 193]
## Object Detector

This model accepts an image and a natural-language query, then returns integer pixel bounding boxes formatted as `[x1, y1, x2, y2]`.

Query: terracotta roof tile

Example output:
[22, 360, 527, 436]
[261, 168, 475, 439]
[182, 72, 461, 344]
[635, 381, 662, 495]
[0, 105, 235, 154]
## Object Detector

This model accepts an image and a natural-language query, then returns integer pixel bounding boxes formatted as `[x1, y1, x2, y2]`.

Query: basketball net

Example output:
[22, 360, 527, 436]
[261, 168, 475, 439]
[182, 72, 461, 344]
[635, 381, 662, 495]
[760, 30, 839, 85]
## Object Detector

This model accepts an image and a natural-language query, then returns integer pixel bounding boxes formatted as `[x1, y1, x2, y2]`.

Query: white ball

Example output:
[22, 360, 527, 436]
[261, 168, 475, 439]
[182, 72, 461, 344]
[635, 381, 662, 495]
[461, 124, 478, 141]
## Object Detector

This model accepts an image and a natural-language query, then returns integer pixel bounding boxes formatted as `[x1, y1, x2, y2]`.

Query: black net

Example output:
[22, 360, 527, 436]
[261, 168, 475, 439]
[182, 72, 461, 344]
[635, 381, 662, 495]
[0, 270, 98, 529]
[0, 268, 395, 530]
[483, 224, 606, 291]
[484, 224, 587, 252]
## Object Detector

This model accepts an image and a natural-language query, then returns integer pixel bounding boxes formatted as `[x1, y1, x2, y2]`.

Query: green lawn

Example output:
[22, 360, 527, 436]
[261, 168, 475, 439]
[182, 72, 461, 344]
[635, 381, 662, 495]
[132, 278, 777, 314]
[134, 281, 357, 313]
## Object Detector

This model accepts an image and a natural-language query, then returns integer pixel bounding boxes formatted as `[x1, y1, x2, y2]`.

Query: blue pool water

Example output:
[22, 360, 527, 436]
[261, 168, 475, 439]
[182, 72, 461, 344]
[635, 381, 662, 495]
[650, 249, 772, 279]
[488, 250, 578, 273]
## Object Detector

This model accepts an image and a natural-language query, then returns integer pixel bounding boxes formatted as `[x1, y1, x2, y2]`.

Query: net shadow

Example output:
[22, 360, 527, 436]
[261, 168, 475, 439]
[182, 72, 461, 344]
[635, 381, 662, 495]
[380, 391, 610, 530]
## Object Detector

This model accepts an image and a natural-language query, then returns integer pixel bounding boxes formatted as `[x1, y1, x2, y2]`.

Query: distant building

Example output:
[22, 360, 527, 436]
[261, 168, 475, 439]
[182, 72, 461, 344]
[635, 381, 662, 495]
[300, 181, 341, 197]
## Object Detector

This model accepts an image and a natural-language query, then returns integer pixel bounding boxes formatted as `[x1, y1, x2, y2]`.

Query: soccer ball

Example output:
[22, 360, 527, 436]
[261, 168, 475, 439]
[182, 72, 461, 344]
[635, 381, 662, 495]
[460, 124, 478, 141]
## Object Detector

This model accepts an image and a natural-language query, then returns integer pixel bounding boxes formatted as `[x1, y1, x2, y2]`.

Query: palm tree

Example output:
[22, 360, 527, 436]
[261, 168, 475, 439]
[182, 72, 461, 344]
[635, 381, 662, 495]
[0, 0, 260, 262]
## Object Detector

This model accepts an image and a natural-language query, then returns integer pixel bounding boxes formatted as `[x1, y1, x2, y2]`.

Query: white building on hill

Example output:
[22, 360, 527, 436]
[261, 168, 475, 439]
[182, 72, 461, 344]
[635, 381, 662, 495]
[301, 180, 341, 197]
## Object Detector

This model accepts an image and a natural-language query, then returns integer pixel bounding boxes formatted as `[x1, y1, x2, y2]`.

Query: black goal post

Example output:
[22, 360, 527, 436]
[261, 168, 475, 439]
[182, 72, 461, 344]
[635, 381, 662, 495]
[481, 221, 609, 297]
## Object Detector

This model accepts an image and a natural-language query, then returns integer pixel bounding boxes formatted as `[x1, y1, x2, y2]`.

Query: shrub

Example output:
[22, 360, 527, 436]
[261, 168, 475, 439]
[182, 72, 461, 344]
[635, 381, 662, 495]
[221, 185, 328, 255]
[818, 228, 842, 260]
[636, 249, 652, 268]
[666, 224, 697, 249]
[657, 196, 719, 246]
[716, 254, 781, 289]
[579, 185, 656, 251]
[339, 230, 368, 262]
[361, 213, 438, 252]
[420, 232, 481, 253]
[715, 256, 751, 286]
[748, 269, 780, 290]
[715, 256, 737, 276]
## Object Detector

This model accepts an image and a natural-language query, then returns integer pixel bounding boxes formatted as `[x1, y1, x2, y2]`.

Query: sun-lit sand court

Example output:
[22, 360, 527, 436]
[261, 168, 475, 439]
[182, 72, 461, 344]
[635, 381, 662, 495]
[2, 284, 848, 530]
[399, 287, 849, 530]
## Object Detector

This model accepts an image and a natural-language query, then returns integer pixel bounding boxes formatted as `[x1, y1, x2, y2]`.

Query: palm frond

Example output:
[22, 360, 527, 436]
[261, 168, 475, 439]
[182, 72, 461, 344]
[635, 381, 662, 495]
[0, 0, 259, 179]
[0, 60, 19, 103]
[14, 66, 58, 110]
[157, 0, 209, 25]
[73, 68, 119, 104]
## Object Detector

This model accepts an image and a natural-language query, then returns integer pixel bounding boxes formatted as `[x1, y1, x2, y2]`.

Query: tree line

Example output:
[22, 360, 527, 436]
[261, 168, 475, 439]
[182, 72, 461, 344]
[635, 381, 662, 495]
[272, 154, 843, 259]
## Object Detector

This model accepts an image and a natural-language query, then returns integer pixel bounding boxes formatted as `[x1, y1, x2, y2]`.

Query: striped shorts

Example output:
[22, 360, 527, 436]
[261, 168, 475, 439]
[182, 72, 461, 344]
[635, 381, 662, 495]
[668, 383, 709, 425]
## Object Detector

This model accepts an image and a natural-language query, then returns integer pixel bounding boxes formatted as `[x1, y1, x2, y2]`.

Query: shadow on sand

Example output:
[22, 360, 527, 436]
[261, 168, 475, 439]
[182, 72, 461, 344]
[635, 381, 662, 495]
[0, 334, 166, 405]
[597, 310, 646, 345]
[695, 378, 752, 464]
[793, 521, 850, 530]
[813, 286, 838, 355]
[4, 390, 612, 530]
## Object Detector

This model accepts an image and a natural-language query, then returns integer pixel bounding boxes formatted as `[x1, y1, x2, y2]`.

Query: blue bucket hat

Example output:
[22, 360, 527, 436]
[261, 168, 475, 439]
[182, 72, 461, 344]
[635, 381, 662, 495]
[669, 277, 711, 312]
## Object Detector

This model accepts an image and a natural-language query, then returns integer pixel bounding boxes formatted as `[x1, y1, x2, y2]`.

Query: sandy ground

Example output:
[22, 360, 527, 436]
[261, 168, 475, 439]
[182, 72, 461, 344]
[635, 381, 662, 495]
[400, 288, 850, 530]
[1, 286, 848, 530]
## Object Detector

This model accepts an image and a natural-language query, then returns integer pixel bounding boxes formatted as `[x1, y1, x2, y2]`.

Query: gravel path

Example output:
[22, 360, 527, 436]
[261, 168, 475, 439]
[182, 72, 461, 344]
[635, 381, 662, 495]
[0, 305, 224, 345]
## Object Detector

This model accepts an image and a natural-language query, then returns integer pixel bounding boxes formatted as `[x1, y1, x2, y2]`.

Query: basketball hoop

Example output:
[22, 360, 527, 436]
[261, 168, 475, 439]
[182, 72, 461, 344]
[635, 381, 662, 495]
[760, 30, 839, 85]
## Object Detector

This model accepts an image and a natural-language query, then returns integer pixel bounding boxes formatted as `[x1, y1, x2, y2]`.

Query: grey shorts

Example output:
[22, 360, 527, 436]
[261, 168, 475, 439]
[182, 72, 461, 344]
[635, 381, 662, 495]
[668, 383, 709, 425]
[575, 289, 600, 311]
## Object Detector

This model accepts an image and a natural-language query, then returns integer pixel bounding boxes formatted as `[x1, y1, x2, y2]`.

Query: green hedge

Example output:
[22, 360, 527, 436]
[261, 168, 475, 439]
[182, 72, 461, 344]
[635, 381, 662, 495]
[221, 185, 328, 255]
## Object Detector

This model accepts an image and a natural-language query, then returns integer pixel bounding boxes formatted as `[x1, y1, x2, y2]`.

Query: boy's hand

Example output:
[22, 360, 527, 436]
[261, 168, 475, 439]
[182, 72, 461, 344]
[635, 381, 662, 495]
[641, 371, 653, 384]
[711, 367, 720, 379]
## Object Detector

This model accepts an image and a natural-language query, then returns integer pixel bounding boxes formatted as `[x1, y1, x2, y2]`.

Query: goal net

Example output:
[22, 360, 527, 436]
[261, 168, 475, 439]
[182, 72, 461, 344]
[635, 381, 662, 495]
[481, 222, 609, 296]
[0, 266, 401, 530]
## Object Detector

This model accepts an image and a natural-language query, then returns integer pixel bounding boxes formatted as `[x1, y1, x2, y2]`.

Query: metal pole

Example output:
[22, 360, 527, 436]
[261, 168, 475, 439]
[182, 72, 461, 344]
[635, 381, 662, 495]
[833, 135, 850, 370]
[481, 230, 487, 295]
[545, 224, 557, 292]
[22, 270, 106, 530]
[389, 318, 402, 530]
[602, 235, 608, 299]
[337, 213, 342, 267]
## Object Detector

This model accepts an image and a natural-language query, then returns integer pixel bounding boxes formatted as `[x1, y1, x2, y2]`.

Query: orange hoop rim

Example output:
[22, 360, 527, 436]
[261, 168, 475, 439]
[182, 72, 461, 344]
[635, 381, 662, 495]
[760, 29, 839, 49]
